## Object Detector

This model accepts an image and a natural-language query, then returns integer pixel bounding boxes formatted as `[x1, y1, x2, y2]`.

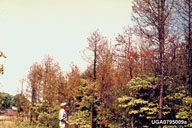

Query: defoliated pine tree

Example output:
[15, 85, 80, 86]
[132, 1, 175, 127]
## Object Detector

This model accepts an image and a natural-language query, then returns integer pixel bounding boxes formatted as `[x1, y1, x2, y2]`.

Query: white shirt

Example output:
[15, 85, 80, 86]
[59, 108, 67, 127]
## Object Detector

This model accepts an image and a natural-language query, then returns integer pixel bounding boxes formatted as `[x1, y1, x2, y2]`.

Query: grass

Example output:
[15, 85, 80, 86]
[0, 115, 17, 128]
[0, 121, 17, 128]
[0, 115, 56, 128]
[0, 120, 36, 128]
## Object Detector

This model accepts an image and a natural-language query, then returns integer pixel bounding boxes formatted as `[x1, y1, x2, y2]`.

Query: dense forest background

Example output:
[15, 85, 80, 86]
[0, 0, 192, 128]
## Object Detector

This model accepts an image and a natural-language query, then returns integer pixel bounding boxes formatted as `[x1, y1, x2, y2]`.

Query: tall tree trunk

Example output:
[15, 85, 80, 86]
[93, 43, 97, 81]
[130, 67, 133, 80]
[130, 67, 134, 128]
[90, 43, 97, 128]
[30, 84, 36, 123]
[158, 0, 165, 128]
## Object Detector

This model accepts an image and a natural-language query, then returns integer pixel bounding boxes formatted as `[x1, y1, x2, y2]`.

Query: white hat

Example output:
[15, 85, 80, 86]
[60, 102, 67, 107]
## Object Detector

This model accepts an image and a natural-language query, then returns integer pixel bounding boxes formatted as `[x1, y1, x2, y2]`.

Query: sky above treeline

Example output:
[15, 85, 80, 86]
[0, 0, 133, 95]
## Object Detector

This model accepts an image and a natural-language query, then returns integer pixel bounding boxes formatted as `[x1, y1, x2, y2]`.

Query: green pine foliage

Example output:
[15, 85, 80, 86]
[29, 100, 59, 128]
[118, 74, 159, 127]
[69, 79, 100, 127]
[176, 97, 192, 127]
[118, 74, 182, 127]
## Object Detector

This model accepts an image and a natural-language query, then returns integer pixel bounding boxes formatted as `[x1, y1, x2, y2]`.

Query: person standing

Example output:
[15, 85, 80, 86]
[59, 102, 68, 128]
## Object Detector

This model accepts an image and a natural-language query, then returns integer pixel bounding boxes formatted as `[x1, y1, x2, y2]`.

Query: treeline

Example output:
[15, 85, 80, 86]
[15, 0, 192, 128]
[0, 92, 13, 109]
[0, 92, 28, 113]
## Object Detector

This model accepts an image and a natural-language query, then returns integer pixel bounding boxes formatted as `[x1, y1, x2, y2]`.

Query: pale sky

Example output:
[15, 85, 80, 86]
[0, 0, 133, 95]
